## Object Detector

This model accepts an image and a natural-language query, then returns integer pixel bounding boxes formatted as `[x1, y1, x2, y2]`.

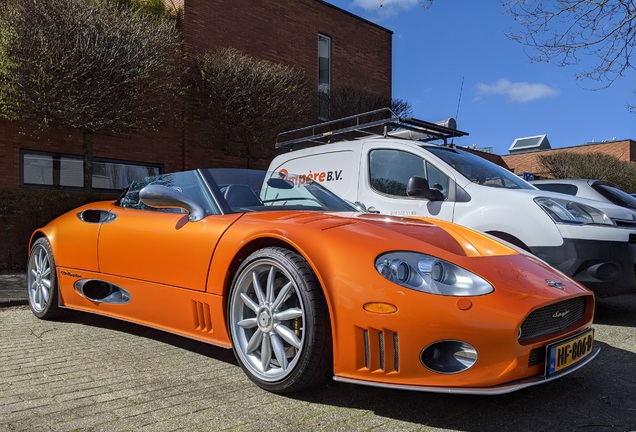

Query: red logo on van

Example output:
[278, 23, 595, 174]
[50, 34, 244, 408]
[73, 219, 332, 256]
[278, 168, 342, 185]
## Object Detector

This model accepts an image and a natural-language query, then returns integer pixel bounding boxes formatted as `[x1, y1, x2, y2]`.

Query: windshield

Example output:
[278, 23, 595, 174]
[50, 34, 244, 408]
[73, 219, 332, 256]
[425, 146, 533, 190]
[595, 183, 636, 210]
[203, 168, 356, 213]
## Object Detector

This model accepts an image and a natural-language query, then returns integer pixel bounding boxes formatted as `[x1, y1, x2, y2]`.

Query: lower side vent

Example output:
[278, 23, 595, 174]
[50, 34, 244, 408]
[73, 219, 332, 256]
[361, 327, 399, 373]
[192, 300, 213, 333]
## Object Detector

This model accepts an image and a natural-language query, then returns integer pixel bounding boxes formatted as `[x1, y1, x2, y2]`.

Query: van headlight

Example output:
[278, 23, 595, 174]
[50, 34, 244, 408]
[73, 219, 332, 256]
[534, 197, 614, 225]
[375, 252, 493, 296]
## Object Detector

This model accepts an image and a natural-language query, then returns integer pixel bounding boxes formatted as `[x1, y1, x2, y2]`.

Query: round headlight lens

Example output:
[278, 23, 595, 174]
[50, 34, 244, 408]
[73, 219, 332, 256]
[431, 261, 444, 281]
[375, 252, 493, 296]
[396, 260, 410, 283]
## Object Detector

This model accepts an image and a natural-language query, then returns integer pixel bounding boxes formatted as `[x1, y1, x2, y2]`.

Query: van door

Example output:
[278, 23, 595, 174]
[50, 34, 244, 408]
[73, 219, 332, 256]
[358, 142, 456, 220]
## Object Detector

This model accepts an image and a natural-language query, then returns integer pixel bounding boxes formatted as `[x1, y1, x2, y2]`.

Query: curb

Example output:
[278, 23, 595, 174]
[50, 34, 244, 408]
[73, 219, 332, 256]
[0, 299, 28, 308]
[0, 273, 28, 307]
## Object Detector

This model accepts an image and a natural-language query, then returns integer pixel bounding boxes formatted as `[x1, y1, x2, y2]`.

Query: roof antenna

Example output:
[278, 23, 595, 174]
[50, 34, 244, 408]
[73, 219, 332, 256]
[451, 76, 464, 147]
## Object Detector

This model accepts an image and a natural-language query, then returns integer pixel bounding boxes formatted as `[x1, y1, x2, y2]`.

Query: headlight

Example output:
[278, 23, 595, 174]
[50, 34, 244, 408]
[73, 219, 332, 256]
[534, 197, 614, 225]
[375, 252, 493, 296]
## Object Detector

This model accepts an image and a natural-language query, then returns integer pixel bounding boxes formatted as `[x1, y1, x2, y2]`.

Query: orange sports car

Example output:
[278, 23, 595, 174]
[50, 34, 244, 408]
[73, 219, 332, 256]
[27, 168, 598, 394]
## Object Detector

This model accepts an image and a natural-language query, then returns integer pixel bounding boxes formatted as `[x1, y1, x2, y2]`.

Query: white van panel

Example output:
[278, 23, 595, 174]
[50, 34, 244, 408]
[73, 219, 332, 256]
[269, 148, 359, 199]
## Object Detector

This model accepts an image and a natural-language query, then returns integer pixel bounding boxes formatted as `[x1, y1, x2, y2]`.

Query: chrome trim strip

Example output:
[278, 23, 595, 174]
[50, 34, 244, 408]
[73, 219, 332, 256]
[333, 346, 600, 395]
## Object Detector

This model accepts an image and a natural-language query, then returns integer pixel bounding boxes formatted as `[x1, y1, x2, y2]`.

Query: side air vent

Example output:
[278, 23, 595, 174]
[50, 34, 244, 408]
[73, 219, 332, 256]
[360, 327, 399, 373]
[192, 300, 213, 333]
[76, 210, 117, 224]
[74, 279, 130, 304]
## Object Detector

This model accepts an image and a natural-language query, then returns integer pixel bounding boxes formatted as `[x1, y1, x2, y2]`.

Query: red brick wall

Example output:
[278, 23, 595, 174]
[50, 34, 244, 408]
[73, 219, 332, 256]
[0, 119, 182, 189]
[502, 140, 636, 178]
[181, 0, 392, 100]
[1, 1, 392, 188]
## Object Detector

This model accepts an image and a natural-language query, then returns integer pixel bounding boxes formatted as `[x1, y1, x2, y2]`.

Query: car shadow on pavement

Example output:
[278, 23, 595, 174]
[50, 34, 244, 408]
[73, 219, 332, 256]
[294, 340, 635, 432]
[55, 304, 635, 432]
[594, 293, 636, 327]
[59, 309, 239, 366]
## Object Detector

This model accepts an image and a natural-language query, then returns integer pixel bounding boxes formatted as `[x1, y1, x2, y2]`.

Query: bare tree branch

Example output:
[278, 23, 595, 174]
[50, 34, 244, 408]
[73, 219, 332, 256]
[0, 0, 184, 191]
[538, 151, 636, 192]
[188, 48, 312, 167]
[325, 85, 412, 120]
[503, 0, 636, 88]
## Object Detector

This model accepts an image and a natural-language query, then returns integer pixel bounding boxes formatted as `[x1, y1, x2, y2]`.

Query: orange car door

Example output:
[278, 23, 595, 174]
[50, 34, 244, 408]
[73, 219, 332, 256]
[97, 208, 241, 291]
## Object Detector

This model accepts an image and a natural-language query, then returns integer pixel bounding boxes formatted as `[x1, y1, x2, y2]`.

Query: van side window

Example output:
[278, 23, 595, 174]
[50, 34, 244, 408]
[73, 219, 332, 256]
[426, 161, 449, 199]
[369, 150, 425, 196]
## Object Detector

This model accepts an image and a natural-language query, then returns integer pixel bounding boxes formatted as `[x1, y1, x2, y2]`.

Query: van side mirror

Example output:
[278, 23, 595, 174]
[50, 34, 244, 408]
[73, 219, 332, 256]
[407, 176, 443, 201]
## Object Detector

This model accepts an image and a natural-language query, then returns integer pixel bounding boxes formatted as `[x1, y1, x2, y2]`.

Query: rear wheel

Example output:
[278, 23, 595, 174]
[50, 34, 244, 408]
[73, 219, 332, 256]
[27, 238, 64, 320]
[228, 247, 332, 393]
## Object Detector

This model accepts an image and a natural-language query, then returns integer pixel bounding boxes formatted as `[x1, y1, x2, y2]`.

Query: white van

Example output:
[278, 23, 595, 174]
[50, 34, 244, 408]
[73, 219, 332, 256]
[268, 109, 636, 297]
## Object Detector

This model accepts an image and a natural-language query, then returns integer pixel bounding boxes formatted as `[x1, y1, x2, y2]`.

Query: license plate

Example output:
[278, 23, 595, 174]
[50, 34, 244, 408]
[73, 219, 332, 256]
[546, 329, 594, 375]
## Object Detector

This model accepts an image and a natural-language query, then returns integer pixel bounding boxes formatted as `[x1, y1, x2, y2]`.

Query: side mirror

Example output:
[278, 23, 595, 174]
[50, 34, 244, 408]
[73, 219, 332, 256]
[351, 201, 380, 213]
[407, 176, 443, 201]
[267, 177, 295, 189]
[139, 184, 206, 222]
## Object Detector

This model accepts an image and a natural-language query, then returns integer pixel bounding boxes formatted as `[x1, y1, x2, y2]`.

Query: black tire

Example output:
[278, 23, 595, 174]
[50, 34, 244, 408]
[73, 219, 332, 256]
[26, 238, 64, 320]
[228, 247, 332, 393]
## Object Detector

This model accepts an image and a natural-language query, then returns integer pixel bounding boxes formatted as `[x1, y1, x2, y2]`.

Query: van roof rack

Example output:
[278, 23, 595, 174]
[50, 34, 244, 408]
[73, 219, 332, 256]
[276, 108, 468, 150]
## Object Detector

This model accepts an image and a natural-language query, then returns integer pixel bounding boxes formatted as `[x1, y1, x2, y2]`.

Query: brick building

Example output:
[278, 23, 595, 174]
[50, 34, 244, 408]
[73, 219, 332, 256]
[501, 139, 636, 178]
[0, 0, 392, 190]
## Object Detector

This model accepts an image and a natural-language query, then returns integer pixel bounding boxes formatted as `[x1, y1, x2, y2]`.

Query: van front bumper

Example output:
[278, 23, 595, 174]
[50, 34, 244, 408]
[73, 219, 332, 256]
[530, 238, 636, 297]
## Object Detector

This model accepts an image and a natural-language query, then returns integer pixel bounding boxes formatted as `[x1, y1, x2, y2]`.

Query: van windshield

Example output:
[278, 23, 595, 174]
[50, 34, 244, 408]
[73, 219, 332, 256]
[425, 146, 533, 190]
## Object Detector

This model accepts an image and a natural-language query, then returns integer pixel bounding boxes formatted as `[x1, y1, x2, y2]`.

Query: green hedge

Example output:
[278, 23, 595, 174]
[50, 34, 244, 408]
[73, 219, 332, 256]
[0, 188, 119, 273]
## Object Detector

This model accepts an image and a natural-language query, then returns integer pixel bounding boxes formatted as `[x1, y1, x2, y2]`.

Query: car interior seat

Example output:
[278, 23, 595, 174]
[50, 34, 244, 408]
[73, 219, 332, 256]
[223, 184, 263, 210]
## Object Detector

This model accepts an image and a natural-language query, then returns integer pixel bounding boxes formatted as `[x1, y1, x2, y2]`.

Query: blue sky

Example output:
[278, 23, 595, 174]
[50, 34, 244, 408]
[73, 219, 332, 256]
[326, 0, 636, 155]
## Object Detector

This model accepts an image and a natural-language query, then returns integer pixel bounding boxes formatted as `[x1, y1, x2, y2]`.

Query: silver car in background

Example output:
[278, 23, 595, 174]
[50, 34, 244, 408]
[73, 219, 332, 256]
[532, 179, 636, 215]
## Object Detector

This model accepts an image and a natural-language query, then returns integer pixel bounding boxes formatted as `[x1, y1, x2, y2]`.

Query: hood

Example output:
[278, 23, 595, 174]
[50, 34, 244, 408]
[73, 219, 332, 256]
[244, 211, 518, 258]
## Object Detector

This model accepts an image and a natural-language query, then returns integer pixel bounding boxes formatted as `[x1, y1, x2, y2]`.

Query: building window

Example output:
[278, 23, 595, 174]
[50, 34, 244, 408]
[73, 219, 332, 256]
[20, 150, 162, 191]
[318, 33, 331, 120]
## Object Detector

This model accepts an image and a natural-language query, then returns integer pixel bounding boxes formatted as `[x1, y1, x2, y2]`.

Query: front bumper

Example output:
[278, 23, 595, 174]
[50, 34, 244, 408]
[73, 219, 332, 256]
[530, 238, 636, 297]
[334, 345, 600, 395]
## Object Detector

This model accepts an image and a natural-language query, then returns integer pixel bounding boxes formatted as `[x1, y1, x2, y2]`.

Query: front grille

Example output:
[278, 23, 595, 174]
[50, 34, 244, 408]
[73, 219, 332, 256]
[528, 347, 545, 367]
[519, 297, 586, 343]
[613, 219, 636, 228]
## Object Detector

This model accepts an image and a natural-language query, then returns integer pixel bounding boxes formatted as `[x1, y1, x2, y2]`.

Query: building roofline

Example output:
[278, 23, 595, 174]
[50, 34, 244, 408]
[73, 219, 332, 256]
[503, 138, 635, 156]
[317, 0, 393, 34]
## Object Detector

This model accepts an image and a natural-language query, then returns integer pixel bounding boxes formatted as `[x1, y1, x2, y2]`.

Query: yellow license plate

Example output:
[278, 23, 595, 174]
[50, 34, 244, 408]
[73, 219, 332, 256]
[546, 329, 594, 375]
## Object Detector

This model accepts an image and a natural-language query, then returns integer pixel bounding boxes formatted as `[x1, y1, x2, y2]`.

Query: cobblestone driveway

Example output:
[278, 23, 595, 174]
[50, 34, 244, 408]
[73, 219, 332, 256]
[1, 296, 635, 432]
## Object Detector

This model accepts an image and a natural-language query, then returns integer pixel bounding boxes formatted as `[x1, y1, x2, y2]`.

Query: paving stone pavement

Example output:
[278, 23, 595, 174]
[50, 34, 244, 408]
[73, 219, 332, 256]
[2, 281, 636, 431]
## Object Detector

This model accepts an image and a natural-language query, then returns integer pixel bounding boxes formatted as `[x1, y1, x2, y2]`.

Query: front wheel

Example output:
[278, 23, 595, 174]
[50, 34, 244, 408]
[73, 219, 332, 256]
[27, 238, 64, 320]
[228, 247, 332, 393]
